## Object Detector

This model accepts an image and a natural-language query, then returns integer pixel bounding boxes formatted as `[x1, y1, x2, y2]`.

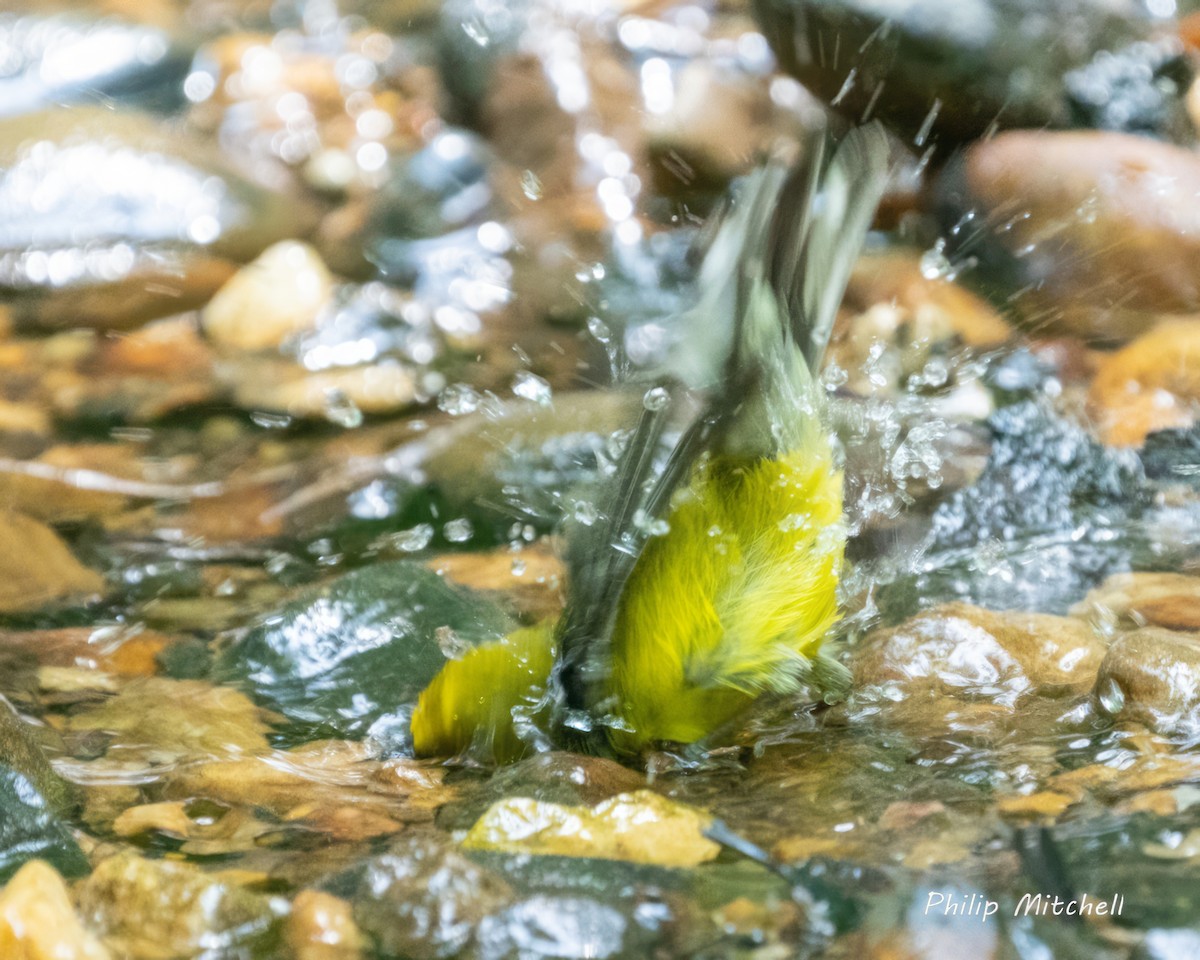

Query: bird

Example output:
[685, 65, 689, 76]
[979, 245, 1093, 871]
[411, 122, 890, 763]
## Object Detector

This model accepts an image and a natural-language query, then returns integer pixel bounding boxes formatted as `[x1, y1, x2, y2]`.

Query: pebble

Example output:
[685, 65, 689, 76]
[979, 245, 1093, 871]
[0, 511, 104, 613]
[285, 890, 364, 960]
[1093, 627, 1200, 737]
[0, 107, 310, 331]
[852, 602, 1108, 706]
[77, 852, 279, 959]
[939, 130, 1200, 339]
[0, 861, 111, 960]
[202, 242, 335, 352]
[1087, 320, 1200, 446]
[1073, 572, 1200, 632]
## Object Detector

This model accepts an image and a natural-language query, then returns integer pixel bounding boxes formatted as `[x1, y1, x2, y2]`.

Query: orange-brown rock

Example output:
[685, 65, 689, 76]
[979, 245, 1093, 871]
[949, 131, 1200, 339]
[1087, 321, 1200, 446]
[1073, 572, 1200, 632]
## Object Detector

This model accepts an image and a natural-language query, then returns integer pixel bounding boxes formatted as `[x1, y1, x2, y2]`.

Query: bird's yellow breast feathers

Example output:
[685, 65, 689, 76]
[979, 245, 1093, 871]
[605, 436, 843, 752]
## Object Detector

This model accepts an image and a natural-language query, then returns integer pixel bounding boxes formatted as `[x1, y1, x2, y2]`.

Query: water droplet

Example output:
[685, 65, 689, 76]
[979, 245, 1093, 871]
[323, 389, 364, 428]
[512, 371, 552, 405]
[573, 501, 599, 526]
[1097, 677, 1126, 715]
[521, 170, 543, 200]
[436, 625, 471, 659]
[437, 383, 481, 416]
[642, 386, 670, 411]
[920, 239, 952, 280]
[586, 316, 612, 343]
[444, 518, 474, 543]
[511, 557, 527, 576]
[387, 523, 434, 553]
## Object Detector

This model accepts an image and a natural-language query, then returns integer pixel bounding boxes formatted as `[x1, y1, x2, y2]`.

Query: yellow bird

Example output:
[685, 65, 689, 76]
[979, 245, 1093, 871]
[412, 124, 889, 762]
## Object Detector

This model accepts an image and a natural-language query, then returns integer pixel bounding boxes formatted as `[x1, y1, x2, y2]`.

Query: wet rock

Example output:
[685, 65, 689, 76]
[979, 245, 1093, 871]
[427, 540, 564, 622]
[0, 7, 193, 117]
[463, 790, 720, 868]
[1073, 572, 1200, 632]
[368, 130, 504, 250]
[347, 836, 512, 960]
[0, 511, 104, 613]
[202, 241, 335, 352]
[64, 677, 273, 762]
[1093, 627, 1200, 737]
[166, 743, 451, 828]
[852, 603, 1107, 709]
[228, 357, 417, 421]
[186, 30, 436, 175]
[1088, 321, 1200, 446]
[78, 851, 282, 959]
[0, 765, 87, 883]
[213, 560, 513, 738]
[0, 704, 75, 816]
[475, 895, 627, 960]
[0, 861, 111, 960]
[0, 107, 311, 331]
[285, 890, 364, 960]
[755, 0, 1191, 145]
[1141, 423, 1200, 486]
[886, 400, 1149, 616]
[937, 130, 1200, 339]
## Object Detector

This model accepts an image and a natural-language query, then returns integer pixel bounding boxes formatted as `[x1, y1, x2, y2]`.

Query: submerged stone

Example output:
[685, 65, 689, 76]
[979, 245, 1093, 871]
[1094, 628, 1200, 738]
[0, 861, 111, 960]
[213, 560, 514, 739]
[342, 836, 512, 960]
[78, 851, 282, 958]
[0, 765, 87, 884]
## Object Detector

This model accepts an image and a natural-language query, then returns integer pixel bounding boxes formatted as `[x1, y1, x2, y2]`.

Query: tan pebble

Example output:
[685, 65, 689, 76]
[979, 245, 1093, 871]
[0, 511, 104, 613]
[771, 836, 850, 863]
[877, 800, 946, 832]
[1087, 321, 1200, 446]
[1093, 628, 1200, 735]
[0, 861, 112, 960]
[1118, 789, 1178, 816]
[853, 602, 1106, 704]
[285, 890, 364, 960]
[203, 241, 334, 352]
[996, 791, 1074, 820]
[112, 801, 193, 839]
[1073, 571, 1200, 631]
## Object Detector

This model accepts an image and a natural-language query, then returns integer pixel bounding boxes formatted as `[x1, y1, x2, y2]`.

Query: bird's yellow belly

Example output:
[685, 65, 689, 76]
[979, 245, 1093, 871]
[606, 448, 843, 751]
